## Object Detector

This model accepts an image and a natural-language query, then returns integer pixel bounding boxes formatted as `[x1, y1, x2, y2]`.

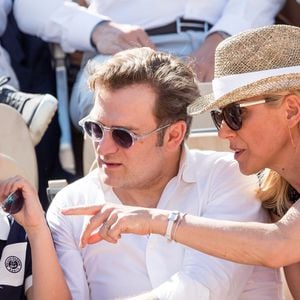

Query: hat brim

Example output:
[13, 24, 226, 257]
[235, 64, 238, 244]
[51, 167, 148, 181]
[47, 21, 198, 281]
[188, 73, 300, 115]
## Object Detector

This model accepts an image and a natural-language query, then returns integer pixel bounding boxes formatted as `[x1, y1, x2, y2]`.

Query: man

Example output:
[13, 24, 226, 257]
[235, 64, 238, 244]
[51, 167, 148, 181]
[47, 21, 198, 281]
[71, 0, 285, 127]
[12, 0, 285, 128]
[47, 48, 282, 299]
[16, 0, 285, 79]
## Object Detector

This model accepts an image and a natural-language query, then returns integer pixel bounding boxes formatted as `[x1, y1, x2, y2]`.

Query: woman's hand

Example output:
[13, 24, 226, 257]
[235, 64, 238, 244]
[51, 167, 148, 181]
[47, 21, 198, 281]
[62, 204, 167, 248]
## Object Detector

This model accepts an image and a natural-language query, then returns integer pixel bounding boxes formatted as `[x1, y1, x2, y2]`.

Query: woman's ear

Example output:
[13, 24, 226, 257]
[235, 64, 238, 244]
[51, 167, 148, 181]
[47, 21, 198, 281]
[285, 94, 300, 128]
[164, 120, 187, 150]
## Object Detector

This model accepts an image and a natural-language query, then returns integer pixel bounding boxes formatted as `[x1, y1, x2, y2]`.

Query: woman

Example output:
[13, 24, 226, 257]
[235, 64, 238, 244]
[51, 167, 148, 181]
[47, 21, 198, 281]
[0, 175, 71, 299]
[62, 24, 300, 297]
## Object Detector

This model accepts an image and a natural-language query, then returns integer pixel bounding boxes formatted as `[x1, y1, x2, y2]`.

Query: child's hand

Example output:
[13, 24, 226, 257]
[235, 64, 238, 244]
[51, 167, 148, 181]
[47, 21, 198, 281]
[0, 176, 46, 232]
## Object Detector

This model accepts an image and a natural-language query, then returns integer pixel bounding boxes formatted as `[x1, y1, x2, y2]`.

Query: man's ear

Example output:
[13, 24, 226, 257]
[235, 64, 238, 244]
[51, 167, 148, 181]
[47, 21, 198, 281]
[164, 121, 187, 150]
[285, 94, 300, 128]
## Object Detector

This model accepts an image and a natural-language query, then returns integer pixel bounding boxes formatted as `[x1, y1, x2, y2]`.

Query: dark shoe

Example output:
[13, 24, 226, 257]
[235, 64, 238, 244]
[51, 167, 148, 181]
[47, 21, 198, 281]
[0, 77, 58, 145]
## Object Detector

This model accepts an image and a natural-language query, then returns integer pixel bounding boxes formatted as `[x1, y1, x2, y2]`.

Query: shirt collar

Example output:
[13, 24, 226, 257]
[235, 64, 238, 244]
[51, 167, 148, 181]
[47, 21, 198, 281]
[175, 143, 199, 184]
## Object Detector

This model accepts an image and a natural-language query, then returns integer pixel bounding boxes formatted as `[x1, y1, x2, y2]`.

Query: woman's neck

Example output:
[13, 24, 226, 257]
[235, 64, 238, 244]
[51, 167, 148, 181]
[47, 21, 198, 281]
[275, 143, 300, 192]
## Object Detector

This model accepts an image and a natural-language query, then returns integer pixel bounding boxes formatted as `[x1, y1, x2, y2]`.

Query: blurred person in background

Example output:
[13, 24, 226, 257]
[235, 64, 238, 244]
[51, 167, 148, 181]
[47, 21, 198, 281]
[10, 0, 284, 128]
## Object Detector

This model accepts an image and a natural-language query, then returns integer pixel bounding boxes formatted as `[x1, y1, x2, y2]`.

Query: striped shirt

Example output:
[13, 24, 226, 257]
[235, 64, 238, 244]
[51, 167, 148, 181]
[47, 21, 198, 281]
[0, 210, 32, 300]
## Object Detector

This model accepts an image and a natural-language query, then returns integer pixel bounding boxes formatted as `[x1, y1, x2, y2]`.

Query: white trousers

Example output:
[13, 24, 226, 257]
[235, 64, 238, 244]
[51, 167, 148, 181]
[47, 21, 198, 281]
[0, 44, 19, 89]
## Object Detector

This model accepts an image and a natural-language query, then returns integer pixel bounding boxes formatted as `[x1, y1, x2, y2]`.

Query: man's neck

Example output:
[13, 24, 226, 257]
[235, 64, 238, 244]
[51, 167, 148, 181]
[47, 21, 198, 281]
[113, 185, 166, 208]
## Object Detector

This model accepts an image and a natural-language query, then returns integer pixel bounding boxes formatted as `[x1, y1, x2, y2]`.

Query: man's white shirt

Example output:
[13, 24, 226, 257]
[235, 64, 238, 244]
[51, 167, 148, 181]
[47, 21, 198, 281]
[47, 148, 283, 300]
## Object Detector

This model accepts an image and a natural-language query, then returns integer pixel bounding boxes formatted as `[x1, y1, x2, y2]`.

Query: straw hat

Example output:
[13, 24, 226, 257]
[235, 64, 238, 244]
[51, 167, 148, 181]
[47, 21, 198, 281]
[188, 24, 300, 115]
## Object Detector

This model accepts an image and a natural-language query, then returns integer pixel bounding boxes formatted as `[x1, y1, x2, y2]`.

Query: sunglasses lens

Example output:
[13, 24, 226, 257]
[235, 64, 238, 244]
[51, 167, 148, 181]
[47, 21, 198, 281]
[210, 110, 223, 130]
[82, 120, 134, 148]
[223, 105, 242, 130]
[112, 129, 133, 148]
[84, 121, 103, 140]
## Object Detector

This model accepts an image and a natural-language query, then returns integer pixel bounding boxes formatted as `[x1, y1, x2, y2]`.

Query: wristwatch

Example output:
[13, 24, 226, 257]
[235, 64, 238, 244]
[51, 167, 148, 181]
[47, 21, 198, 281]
[165, 211, 180, 241]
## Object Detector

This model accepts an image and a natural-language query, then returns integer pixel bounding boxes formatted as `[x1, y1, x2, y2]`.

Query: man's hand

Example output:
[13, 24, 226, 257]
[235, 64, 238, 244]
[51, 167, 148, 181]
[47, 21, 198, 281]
[91, 21, 156, 54]
[188, 32, 225, 82]
[62, 203, 167, 247]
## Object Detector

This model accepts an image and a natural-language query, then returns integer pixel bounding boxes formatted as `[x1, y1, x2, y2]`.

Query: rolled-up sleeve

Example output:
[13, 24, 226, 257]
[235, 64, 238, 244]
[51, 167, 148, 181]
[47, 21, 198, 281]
[209, 0, 285, 35]
[184, 0, 285, 36]
[13, 0, 108, 52]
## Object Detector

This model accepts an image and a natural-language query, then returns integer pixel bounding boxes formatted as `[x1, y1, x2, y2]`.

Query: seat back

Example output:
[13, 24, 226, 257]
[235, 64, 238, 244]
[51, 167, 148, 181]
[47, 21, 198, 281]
[188, 130, 230, 152]
[0, 104, 38, 188]
[0, 153, 27, 180]
[83, 136, 96, 175]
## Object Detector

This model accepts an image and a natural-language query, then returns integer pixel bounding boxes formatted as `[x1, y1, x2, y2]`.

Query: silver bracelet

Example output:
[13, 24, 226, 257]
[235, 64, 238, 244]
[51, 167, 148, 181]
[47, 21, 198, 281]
[165, 211, 180, 241]
[172, 213, 187, 242]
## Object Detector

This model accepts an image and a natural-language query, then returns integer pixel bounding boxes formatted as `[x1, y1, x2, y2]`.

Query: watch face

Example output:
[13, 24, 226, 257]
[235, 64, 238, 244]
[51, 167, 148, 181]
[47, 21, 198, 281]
[165, 211, 181, 241]
[169, 211, 180, 221]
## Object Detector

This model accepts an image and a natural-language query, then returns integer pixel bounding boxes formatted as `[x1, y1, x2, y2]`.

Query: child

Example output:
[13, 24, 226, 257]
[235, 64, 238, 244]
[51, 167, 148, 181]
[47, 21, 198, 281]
[0, 175, 70, 300]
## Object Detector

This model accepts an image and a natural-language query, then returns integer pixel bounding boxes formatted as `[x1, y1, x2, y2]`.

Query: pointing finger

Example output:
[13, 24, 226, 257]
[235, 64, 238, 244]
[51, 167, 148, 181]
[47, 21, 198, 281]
[62, 205, 103, 216]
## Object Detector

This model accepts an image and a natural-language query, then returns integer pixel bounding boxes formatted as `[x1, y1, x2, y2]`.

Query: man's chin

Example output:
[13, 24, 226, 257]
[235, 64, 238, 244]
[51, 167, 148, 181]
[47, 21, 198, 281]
[99, 171, 114, 186]
[102, 175, 123, 188]
[102, 176, 114, 186]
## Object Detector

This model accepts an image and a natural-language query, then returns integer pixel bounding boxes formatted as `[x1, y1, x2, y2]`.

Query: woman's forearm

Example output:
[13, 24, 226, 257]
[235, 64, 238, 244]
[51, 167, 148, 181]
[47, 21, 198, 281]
[62, 203, 300, 267]
[150, 211, 299, 268]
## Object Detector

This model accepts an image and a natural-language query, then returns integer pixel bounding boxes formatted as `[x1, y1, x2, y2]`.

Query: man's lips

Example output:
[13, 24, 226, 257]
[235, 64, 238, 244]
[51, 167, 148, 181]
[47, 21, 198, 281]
[100, 160, 122, 168]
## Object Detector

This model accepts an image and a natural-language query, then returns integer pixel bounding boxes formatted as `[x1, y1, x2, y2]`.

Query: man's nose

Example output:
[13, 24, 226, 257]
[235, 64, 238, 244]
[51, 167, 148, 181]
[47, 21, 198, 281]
[95, 130, 119, 155]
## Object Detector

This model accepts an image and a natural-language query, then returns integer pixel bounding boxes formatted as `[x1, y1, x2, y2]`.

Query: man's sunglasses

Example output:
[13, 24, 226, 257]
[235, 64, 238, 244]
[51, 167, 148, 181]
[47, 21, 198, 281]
[79, 117, 171, 149]
[210, 98, 279, 131]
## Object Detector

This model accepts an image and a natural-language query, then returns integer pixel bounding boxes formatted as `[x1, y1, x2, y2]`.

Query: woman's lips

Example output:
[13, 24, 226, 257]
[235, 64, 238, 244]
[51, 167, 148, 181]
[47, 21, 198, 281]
[232, 148, 245, 160]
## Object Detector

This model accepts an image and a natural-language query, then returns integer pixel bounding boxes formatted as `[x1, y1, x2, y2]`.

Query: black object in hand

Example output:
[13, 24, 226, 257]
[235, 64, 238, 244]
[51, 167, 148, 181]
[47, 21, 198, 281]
[2, 189, 24, 214]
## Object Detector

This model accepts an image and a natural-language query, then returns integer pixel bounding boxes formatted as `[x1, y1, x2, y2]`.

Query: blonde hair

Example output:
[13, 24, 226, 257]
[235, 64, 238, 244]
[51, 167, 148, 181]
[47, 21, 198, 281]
[256, 90, 300, 216]
[257, 169, 291, 217]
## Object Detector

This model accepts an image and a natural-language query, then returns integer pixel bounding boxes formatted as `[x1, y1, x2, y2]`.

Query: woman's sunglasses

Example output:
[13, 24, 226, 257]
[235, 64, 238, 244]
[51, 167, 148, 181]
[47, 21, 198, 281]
[210, 98, 279, 131]
[79, 117, 171, 149]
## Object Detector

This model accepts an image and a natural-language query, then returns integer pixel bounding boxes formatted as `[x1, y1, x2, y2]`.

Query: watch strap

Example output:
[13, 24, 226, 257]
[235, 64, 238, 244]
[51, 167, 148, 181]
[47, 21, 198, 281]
[165, 211, 180, 241]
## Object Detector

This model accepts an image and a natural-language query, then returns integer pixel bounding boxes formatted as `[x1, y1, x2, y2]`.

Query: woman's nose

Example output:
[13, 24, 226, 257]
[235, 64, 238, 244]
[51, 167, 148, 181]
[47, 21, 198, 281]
[218, 121, 237, 140]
